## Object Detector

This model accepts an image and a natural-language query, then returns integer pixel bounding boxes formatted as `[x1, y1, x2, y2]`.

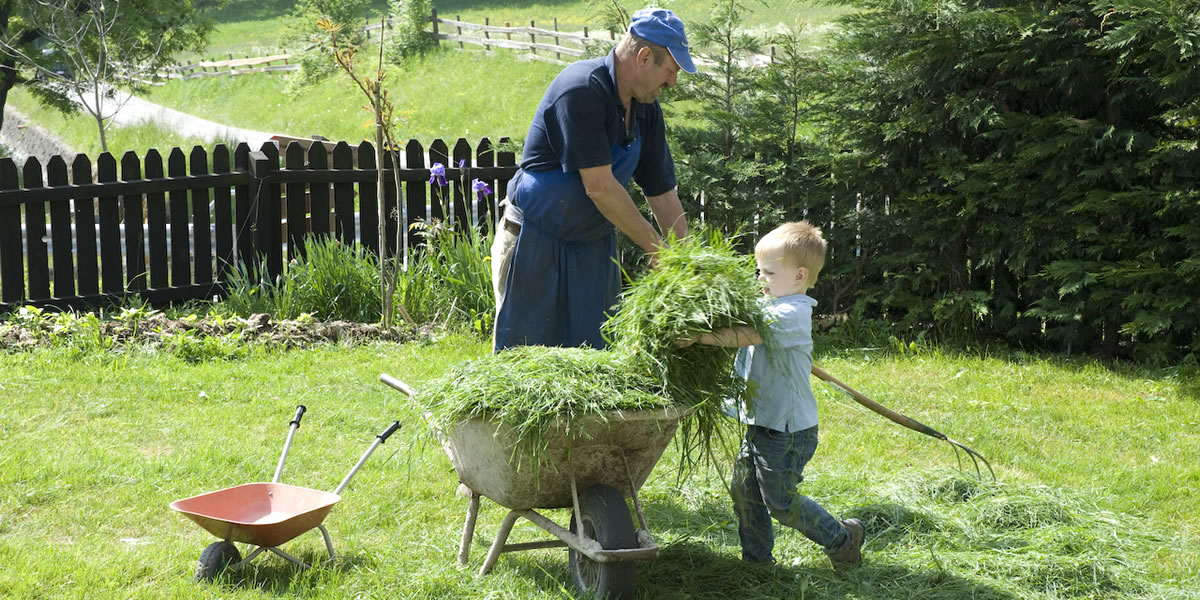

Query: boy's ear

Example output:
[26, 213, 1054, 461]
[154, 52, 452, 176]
[795, 266, 808, 282]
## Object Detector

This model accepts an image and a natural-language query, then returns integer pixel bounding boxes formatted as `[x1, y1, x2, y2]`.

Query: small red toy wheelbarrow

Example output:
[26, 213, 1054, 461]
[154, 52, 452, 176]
[170, 406, 400, 581]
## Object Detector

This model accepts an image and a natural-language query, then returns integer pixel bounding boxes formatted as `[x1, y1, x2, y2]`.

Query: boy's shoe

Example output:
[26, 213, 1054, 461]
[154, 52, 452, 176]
[826, 518, 864, 568]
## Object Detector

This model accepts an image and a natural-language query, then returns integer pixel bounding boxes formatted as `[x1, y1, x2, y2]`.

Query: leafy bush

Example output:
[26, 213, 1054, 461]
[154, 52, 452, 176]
[387, 0, 436, 59]
[404, 220, 495, 334]
[807, 0, 1200, 362]
[224, 236, 382, 323]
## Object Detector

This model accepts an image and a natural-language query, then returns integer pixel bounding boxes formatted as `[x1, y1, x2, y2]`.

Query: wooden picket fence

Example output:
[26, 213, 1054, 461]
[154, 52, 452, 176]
[0, 138, 517, 311]
[428, 10, 618, 65]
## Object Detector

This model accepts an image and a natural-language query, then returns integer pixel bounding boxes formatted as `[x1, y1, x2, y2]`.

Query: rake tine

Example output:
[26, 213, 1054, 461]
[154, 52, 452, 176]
[947, 437, 995, 481]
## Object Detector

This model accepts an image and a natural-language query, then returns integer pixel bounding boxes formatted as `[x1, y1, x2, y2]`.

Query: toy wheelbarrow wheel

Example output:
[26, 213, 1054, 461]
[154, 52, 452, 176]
[568, 484, 636, 599]
[172, 406, 401, 582]
[196, 541, 241, 581]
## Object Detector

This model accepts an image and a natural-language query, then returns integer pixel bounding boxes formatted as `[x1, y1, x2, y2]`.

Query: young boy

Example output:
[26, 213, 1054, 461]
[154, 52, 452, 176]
[683, 221, 864, 568]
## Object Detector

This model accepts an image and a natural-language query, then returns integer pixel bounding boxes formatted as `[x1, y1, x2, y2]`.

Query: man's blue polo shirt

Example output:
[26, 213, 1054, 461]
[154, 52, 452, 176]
[517, 51, 677, 200]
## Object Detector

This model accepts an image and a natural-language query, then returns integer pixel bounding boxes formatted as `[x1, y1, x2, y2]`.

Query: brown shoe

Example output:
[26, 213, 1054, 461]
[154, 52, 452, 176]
[827, 518, 864, 568]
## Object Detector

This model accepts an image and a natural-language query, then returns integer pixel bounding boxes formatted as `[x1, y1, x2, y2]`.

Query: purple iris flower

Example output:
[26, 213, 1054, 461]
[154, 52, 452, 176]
[429, 162, 447, 187]
[472, 178, 492, 203]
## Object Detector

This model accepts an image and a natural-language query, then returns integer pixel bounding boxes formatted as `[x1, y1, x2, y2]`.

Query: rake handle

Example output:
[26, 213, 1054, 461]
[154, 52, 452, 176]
[811, 364, 948, 441]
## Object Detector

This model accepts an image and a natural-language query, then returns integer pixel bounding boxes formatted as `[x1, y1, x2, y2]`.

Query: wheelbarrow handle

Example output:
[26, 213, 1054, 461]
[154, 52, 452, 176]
[379, 373, 417, 396]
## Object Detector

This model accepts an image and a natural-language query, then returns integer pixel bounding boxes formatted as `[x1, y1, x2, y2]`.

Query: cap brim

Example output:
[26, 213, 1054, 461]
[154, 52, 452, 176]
[668, 47, 697, 74]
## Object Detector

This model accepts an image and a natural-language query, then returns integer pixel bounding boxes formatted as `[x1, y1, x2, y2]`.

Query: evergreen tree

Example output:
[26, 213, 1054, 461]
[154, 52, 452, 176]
[817, 0, 1199, 361]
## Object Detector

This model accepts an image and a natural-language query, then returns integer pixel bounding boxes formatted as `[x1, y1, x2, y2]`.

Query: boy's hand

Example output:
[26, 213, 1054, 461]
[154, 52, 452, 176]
[675, 335, 698, 349]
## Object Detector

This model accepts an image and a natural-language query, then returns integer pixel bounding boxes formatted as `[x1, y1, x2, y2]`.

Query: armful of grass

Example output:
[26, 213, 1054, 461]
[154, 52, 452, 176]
[685, 326, 763, 348]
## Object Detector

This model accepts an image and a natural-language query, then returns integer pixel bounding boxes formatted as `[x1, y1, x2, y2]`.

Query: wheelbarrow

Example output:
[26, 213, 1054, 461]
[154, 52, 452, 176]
[170, 405, 401, 581]
[380, 374, 687, 600]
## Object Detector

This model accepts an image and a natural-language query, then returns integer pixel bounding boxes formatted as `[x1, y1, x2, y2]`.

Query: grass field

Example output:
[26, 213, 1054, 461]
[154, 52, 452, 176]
[1, 330, 1197, 599]
[6, 0, 846, 156]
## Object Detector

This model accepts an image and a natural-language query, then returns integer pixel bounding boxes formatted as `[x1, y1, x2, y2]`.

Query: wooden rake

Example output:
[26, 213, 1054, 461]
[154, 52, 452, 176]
[812, 365, 995, 480]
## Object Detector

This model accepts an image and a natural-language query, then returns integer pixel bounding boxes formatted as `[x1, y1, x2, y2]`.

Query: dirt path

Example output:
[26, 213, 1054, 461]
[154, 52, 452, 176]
[103, 86, 280, 148]
[1, 86, 282, 162]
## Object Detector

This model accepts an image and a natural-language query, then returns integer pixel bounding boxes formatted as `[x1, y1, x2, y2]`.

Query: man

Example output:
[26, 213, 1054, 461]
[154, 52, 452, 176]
[492, 7, 695, 351]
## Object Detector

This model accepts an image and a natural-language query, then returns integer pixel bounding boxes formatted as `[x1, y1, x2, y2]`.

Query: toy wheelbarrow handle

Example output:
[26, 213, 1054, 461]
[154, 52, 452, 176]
[333, 420, 402, 496]
[273, 405, 308, 484]
[291, 405, 307, 427]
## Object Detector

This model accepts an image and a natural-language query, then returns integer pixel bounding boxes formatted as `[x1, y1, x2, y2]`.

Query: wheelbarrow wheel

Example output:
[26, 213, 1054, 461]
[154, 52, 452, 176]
[568, 484, 636, 600]
[195, 541, 241, 581]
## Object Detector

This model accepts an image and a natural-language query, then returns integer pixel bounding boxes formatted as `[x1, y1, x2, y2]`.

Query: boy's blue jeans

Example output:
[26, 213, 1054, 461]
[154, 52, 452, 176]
[731, 424, 847, 563]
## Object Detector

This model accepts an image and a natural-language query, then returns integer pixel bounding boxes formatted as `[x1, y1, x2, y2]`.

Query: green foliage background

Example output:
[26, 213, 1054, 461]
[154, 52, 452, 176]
[669, 0, 1199, 363]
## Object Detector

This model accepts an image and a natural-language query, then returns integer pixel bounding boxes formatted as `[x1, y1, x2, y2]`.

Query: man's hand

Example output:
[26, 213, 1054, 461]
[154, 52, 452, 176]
[675, 335, 697, 348]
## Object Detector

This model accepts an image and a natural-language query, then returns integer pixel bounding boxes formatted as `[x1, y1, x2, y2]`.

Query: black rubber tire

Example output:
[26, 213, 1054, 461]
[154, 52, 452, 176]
[568, 484, 637, 600]
[195, 541, 241, 582]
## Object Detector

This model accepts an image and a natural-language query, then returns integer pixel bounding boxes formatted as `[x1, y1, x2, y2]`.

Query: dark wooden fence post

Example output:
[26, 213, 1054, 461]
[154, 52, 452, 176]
[144, 149, 169, 290]
[332, 142, 355, 244]
[357, 141, 379, 256]
[429, 139, 449, 224]
[47, 156, 74, 298]
[247, 143, 282, 282]
[0, 158, 22, 303]
[96, 153, 123, 296]
[189, 146, 214, 287]
[167, 148, 191, 288]
[382, 148, 399, 257]
[308, 142, 331, 238]
[497, 136, 517, 227]
[233, 143, 254, 276]
[120, 151, 147, 292]
[452, 138, 472, 226]
[404, 139, 426, 253]
[72, 154, 99, 297]
[475, 137, 495, 232]
[284, 142, 308, 259]
[23, 158, 50, 299]
[211, 144, 234, 283]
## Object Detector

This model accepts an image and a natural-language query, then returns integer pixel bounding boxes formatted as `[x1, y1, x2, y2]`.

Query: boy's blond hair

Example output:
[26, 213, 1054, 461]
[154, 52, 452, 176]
[755, 221, 827, 282]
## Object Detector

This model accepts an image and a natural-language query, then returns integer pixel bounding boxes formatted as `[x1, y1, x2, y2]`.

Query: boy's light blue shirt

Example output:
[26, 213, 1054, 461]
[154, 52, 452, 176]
[725, 293, 819, 433]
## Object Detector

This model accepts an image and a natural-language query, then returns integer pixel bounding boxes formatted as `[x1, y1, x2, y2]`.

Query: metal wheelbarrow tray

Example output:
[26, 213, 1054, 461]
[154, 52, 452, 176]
[170, 406, 400, 581]
[380, 374, 688, 600]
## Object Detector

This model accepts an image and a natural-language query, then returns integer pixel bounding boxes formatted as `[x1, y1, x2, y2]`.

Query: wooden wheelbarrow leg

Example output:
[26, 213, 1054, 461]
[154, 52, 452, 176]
[459, 488, 480, 566]
[479, 510, 522, 576]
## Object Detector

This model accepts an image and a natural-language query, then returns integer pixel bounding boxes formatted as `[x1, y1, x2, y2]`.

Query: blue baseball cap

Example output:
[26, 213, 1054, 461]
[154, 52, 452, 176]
[629, 8, 696, 74]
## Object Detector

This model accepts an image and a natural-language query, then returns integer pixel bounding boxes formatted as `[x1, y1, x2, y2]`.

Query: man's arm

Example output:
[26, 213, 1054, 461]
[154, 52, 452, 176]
[579, 164, 664, 254]
[646, 187, 688, 241]
[679, 326, 764, 348]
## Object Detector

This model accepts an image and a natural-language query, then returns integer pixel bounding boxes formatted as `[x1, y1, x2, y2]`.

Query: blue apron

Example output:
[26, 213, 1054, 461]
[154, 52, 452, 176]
[494, 137, 644, 350]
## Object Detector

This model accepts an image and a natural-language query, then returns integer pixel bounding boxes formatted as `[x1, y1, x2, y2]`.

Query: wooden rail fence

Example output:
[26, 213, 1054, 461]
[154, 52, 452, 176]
[133, 9, 746, 84]
[0, 138, 517, 311]
[429, 10, 617, 65]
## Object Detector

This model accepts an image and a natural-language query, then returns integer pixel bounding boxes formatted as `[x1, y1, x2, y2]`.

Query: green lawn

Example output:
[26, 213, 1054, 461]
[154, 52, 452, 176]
[1, 332, 1196, 599]
[7, 0, 847, 156]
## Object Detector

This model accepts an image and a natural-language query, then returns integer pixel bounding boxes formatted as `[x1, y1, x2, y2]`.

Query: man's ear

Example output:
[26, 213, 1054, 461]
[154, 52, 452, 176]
[636, 46, 654, 67]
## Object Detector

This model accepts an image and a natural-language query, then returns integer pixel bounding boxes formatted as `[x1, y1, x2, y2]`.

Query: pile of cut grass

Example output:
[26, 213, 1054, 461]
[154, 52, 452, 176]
[638, 468, 1192, 599]
[418, 345, 672, 459]
[416, 229, 767, 465]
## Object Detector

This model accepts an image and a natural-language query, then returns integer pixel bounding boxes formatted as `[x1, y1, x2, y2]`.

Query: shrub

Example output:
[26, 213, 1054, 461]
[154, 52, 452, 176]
[224, 236, 382, 323]
[388, 0, 436, 60]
